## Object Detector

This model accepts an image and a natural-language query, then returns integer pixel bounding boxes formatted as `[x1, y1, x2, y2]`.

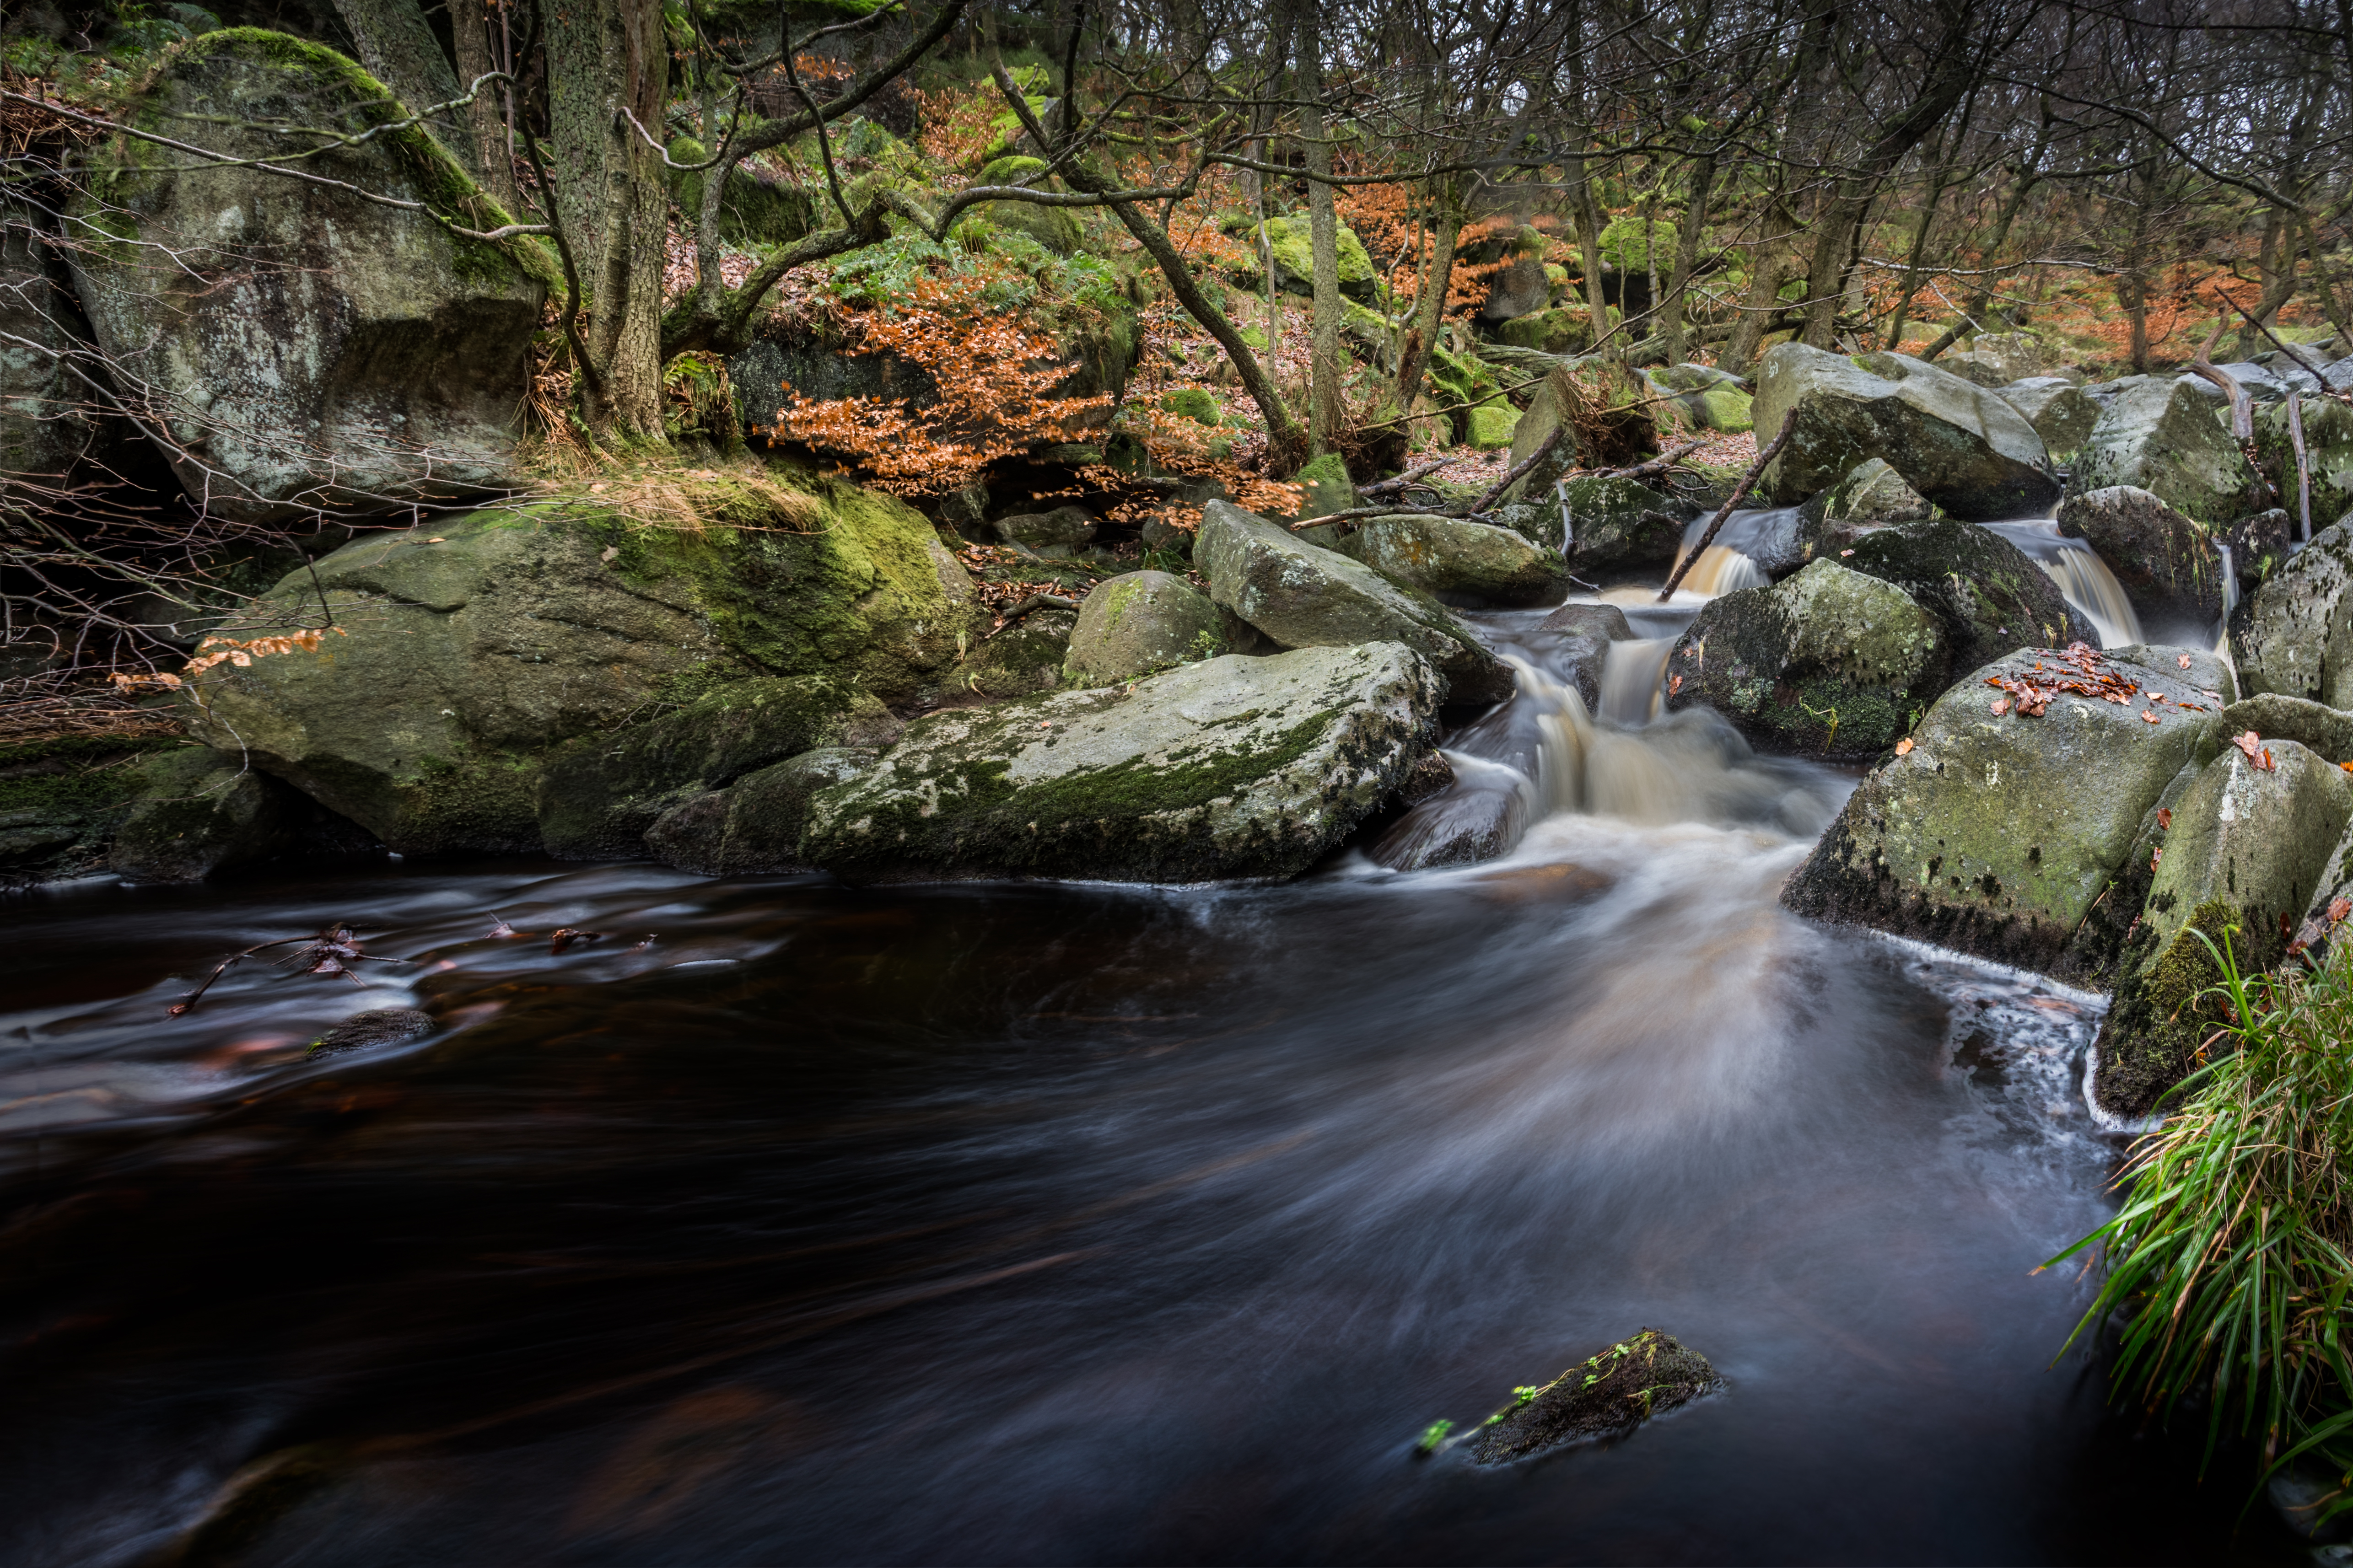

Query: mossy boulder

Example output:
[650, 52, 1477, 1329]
[0, 734, 180, 886]
[2055, 485, 2226, 626]
[1195, 500, 1513, 704]
[960, 607, 1077, 697]
[800, 641, 1444, 885]
[1782, 644, 2227, 980]
[1557, 474, 1694, 571]
[1161, 387, 1220, 424]
[2231, 515, 2353, 707]
[66, 30, 548, 521]
[971, 156, 1082, 254]
[1644, 363, 1753, 433]
[1468, 403, 1519, 450]
[1456, 1329, 1720, 1465]
[669, 138, 816, 247]
[2093, 741, 2353, 1117]
[1498, 369, 1585, 504]
[182, 470, 981, 855]
[0, 197, 124, 480]
[1261, 213, 1379, 301]
[2068, 376, 2259, 524]
[1841, 519, 2097, 674]
[1995, 377, 2099, 464]
[2215, 693, 2353, 763]
[1064, 571, 1223, 684]
[1751, 344, 2059, 519]
[108, 746, 312, 882]
[1496, 308, 1590, 356]
[1665, 560, 1947, 760]
[1347, 516, 1569, 608]
[2256, 395, 2353, 525]
[645, 746, 878, 876]
[1817, 458, 1934, 525]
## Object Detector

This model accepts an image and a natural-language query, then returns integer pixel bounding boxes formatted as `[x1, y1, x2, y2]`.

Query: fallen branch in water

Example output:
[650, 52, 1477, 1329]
[1657, 409, 1797, 601]
[985, 593, 1082, 637]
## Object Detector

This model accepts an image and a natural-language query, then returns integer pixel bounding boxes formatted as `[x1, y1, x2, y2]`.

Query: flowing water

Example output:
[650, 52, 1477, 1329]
[0, 556, 2294, 1564]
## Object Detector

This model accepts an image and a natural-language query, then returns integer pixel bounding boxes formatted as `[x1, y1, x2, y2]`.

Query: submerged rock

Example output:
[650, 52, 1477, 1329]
[1782, 644, 2226, 980]
[307, 1008, 434, 1056]
[66, 31, 548, 520]
[800, 642, 1443, 885]
[1666, 559, 1947, 761]
[1064, 571, 1224, 684]
[2231, 516, 2353, 706]
[1347, 515, 1570, 607]
[2068, 377, 2260, 525]
[1458, 1329, 1720, 1464]
[1751, 344, 2059, 520]
[2055, 486, 2226, 627]
[2094, 741, 2353, 1117]
[1195, 501, 1512, 703]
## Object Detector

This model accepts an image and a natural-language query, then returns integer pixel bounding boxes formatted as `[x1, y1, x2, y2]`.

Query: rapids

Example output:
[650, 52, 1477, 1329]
[0, 526, 2291, 1565]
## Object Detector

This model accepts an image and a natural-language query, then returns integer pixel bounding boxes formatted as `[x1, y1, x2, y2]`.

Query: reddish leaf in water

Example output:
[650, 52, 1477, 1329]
[487, 913, 516, 938]
[2331, 896, 2352, 924]
[2156, 808, 2172, 830]
[549, 928, 606, 955]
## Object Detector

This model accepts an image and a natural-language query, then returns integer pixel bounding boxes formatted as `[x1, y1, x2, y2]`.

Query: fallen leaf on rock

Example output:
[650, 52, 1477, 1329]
[1668, 674, 1684, 696]
[2178, 654, 2193, 669]
[2141, 710, 2159, 723]
[2157, 808, 2172, 830]
[1894, 737, 1913, 756]
[2152, 847, 2163, 870]
[1991, 698, 2009, 715]
[2235, 730, 2265, 762]
[549, 928, 606, 955]
[2332, 896, 2351, 924]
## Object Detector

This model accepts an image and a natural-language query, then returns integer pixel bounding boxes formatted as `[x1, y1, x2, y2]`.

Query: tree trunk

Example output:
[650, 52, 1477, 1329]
[1568, 153, 1610, 354]
[1393, 177, 1463, 419]
[1300, 33, 1343, 454]
[1661, 154, 1713, 365]
[1722, 243, 1790, 374]
[447, 0, 517, 213]
[331, 0, 475, 175]
[546, 0, 672, 441]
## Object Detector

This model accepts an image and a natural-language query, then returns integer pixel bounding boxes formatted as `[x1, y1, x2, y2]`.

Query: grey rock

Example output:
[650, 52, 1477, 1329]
[800, 642, 1445, 885]
[1840, 518, 2098, 673]
[1751, 343, 2059, 519]
[0, 198, 123, 481]
[1480, 256, 1552, 322]
[1538, 603, 1635, 641]
[1995, 377, 2100, 462]
[961, 608, 1077, 698]
[2107, 644, 2236, 704]
[2256, 395, 2353, 532]
[2055, 485, 2227, 626]
[646, 746, 878, 875]
[65, 32, 546, 521]
[2231, 516, 2353, 707]
[1556, 474, 1694, 571]
[2217, 692, 2353, 763]
[1065, 571, 1224, 684]
[1818, 458, 1935, 524]
[1665, 559, 1948, 761]
[2068, 376, 2261, 524]
[109, 748, 305, 882]
[1195, 500, 1513, 703]
[1782, 644, 2226, 980]
[1348, 515, 1570, 607]
[995, 505, 1098, 554]
[1940, 332, 2062, 387]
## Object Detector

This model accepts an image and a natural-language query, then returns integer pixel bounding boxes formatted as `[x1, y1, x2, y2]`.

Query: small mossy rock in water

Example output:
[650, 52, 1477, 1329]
[2215, 693, 2353, 764]
[183, 472, 980, 854]
[1750, 344, 2058, 519]
[995, 505, 1097, 554]
[1459, 1330, 1720, 1465]
[1195, 501, 1513, 704]
[307, 1008, 434, 1057]
[2256, 396, 2353, 525]
[1556, 475, 1693, 572]
[535, 676, 900, 859]
[1347, 516, 1570, 608]
[961, 608, 1076, 697]
[2230, 516, 2353, 706]
[2093, 741, 2353, 1117]
[1782, 644, 2226, 980]
[646, 747, 878, 876]
[2055, 485, 2226, 626]
[1065, 571, 1223, 685]
[2068, 376, 2260, 525]
[1665, 560, 1946, 761]
[1818, 458, 1934, 525]
[66, 31, 548, 521]
[1996, 377, 2100, 463]
[1366, 756, 1531, 872]
[1261, 213, 1379, 301]
[801, 642, 1443, 885]
[109, 747, 313, 883]
[971, 156, 1082, 254]
[1841, 519, 2097, 674]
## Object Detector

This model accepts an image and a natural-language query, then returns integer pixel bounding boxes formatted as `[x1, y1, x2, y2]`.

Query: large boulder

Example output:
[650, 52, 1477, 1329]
[108, 747, 312, 882]
[2230, 516, 2353, 706]
[2256, 395, 2353, 527]
[0, 199, 121, 481]
[66, 31, 549, 521]
[1064, 571, 1224, 684]
[645, 746, 878, 876]
[2094, 741, 2353, 1116]
[1346, 516, 1570, 608]
[2068, 376, 2260, 524]
[1263, 214, 1380, 303]
[1751, 344, 2059, 519]
[1815, 458, 1934, 526]
[1782, 642, 2226, 979]
[2055, 485, 2226, 627]
[1664, 559, 1946, 760]
[1996, 377, 2100, 463]
[1556, 474, 1694, 571]
[182, 471, 981, 855]
[1941, 332, 2065, 387]
[1840, 518, 2098, 673]
[1194, 500, 1513, 703]
[799, 642, 1443, 884]
[2216, 693, 2353, 763]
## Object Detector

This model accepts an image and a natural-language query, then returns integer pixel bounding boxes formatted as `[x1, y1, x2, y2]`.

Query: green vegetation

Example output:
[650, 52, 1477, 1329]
[2051, 928, 2353, 1528]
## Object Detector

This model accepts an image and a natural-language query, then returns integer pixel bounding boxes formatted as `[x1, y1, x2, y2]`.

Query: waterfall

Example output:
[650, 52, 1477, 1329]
[1599, 637, 1676, 724]
[1668, 546, 1768, 597]
[1979, 520, 2143, 648]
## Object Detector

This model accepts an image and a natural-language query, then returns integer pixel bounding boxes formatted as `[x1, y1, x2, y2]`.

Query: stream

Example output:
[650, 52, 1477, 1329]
[0, 521, 2303, 1565]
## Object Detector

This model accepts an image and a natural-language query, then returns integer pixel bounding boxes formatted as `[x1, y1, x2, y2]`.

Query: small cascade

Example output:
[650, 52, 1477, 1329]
[1599, 637, 1676, 724]
[1666, 507, 1800, 599]
[1979, 519, 2143, 648]
[1668, 546, 1768, 597]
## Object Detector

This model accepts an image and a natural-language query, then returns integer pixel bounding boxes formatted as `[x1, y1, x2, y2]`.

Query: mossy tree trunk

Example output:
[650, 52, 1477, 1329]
[329, 0, 477, 176]
[448, 0, 518, 215]
[548, 0, 673, 442]
[1300, 25, 1344, 454]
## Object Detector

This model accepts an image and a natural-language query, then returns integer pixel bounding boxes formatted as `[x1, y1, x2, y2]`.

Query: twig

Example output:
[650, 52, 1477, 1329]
[1593, 440, 1705, 485]
[2192, 306, 2269, 502]
[2216, 291, 2329, 380]
[1358, 460, 1448, 499]
[1658, 409, 1797, 601]
[984, 593, 1081, 637]
[1289, 507, 1455, 529]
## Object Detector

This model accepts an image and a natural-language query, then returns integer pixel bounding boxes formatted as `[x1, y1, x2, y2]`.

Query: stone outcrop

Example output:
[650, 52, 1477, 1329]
[1346, 515, 1570, 607]
[1995, 377, 2100, 463]
[2055, 485, 2227, 627]
[2231, 516, 2353, 706]
[1556, 475, 1694, 571]
[2068, 376, 2260, 524]
[645, 746, 879, 875]
[1839, 518, 2097, 673]
[1194, 500, 1513, 703]
[1064, 571, 1224, 684]
[800, 642, 1444, 884]
[66, 31, 549, 521]
[1751, 344, 2059, 519]
[1665, 559, 1947, 760]
[1782, 644, 2226, 979]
